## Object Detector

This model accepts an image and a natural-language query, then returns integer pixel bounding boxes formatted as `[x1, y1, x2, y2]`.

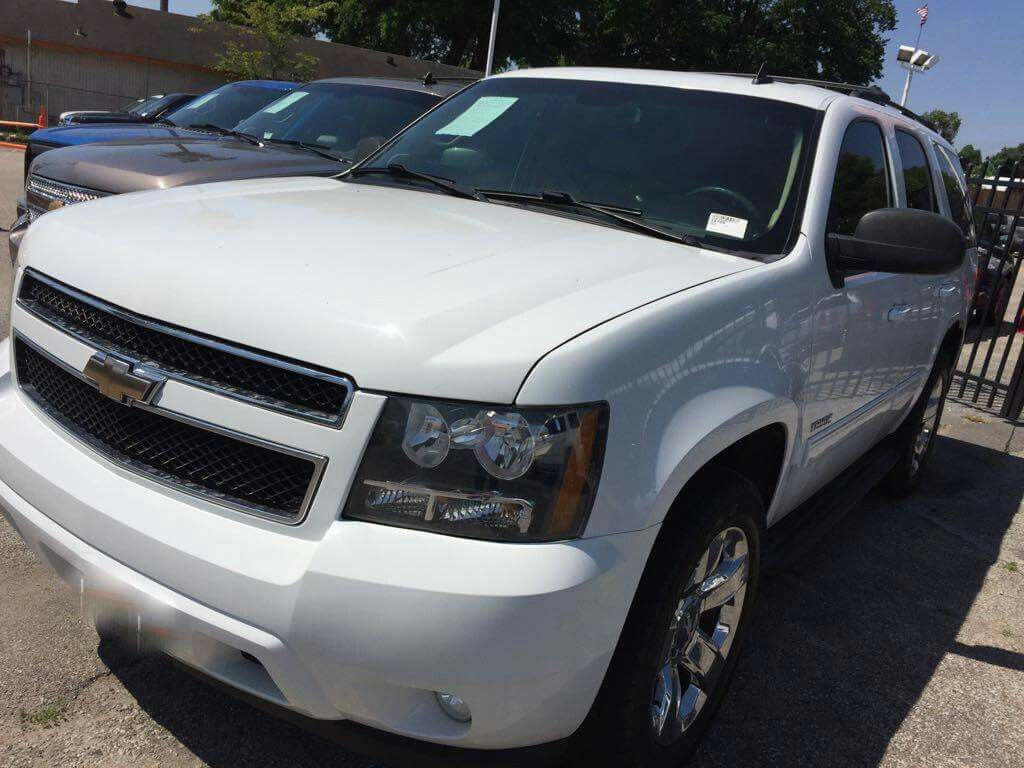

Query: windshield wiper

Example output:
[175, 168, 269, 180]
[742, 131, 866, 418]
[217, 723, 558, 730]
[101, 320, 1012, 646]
[347, 163, 482, 200]
[269, 138, 351, 164]
[185, 123, 263, 146]
[479, 189, 701, 246]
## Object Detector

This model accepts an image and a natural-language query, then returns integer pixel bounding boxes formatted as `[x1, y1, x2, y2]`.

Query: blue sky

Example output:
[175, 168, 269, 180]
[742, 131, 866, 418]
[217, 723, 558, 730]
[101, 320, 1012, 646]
[876, 1, 1024, 154]
[153, 0, 1019, 154]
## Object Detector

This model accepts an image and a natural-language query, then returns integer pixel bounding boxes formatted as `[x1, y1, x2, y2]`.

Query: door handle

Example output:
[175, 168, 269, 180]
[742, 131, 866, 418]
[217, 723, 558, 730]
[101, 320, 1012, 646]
[939, 282, 959, 297]
[887, 304, 913, 322]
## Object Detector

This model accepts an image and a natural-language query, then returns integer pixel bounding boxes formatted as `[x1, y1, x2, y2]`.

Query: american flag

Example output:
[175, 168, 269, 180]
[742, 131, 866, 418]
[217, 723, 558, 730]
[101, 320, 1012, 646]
[915, 5, 929, 25]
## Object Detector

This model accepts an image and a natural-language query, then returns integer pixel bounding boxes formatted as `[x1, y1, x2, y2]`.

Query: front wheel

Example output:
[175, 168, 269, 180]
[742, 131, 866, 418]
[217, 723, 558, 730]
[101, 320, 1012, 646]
[574, 470, 762, 767]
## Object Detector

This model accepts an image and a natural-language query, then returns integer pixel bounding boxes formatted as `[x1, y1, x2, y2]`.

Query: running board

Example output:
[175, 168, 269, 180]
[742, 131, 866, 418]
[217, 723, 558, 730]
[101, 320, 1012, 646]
[762, 442, 900, 574]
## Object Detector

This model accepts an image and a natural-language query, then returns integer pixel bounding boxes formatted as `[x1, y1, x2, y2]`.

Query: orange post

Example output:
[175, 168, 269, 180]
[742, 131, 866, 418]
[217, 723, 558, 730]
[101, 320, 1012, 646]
[37, 106, 47, 129]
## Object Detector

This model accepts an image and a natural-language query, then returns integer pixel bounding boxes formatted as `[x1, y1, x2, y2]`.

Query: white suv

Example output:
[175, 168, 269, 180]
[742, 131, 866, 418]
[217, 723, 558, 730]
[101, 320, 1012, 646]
[0, 69, 973, 765]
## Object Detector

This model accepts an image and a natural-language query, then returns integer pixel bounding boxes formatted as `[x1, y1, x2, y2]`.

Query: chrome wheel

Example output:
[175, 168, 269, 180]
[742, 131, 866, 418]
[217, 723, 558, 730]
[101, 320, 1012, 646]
[651, 526, 749, 745]
[911, 376, 944, 475]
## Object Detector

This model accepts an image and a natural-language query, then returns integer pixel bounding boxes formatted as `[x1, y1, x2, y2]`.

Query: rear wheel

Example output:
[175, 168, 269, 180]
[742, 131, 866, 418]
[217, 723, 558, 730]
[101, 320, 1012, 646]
[574, 470, 761, 767]
[884, 353, 952, 496]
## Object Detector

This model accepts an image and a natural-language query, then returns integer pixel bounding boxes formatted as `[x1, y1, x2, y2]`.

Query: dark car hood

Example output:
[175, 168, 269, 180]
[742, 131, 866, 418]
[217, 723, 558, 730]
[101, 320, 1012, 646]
[67, 113, 155, 125]
[29, 123, 211, 148]
[29, 138, 347, 194]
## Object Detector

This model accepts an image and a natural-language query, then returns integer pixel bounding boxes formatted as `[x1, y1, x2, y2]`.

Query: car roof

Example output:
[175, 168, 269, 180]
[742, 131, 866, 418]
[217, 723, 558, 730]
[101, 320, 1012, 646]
[229, 80, 298, 90]
[310, 76, 471, 98]
[493, 67, 838, 109]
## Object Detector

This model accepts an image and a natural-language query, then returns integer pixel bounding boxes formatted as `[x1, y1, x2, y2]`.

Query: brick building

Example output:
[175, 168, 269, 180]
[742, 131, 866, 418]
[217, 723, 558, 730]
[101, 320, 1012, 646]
[0, 0, 473, 124]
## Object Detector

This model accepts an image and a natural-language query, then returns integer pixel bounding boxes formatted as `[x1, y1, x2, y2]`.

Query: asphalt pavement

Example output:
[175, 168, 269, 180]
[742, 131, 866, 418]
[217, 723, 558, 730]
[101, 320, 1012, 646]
[0, 147, 1021, 767]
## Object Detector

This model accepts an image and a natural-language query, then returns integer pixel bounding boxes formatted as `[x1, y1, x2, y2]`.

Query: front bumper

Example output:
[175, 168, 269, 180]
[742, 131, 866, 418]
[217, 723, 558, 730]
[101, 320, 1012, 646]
[0, 335, 657, 750]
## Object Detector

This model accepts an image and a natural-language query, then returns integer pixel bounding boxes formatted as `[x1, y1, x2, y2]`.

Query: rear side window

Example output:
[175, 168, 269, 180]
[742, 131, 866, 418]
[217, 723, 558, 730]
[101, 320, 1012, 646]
[827, 120, 890, 235]
[895, 129, 936, 212]
[933, 144, 974, 240]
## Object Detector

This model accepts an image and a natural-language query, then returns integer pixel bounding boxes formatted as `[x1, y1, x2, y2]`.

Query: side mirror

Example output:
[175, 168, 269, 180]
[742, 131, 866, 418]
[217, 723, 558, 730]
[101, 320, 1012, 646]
[827, 208, 965, 280]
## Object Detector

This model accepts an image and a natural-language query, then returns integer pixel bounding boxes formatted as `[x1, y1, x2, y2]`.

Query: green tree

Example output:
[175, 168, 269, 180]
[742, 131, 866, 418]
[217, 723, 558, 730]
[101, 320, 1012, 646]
[309, 0, 577, 71]
[210, 0, 896, 82]
[573, 0, 896, 84]
[957, 144, 982, 171]
[986, 144, 1024, 176]
[920, 109, 961, 144]
[197, 1, 331, 81]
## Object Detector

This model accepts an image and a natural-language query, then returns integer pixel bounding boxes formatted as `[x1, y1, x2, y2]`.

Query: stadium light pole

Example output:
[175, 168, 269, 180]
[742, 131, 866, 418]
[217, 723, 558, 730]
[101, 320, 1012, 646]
[485, 0, 501, 77]
[897, 43, 940, 107]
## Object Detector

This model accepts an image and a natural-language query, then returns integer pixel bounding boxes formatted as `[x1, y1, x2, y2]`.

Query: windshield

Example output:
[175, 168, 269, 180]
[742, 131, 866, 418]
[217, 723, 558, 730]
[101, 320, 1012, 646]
[121, 96, 157, 116]
[360, 78, 817, 255]
[164, 83, 292, 131]
[236, 83, 440, 162]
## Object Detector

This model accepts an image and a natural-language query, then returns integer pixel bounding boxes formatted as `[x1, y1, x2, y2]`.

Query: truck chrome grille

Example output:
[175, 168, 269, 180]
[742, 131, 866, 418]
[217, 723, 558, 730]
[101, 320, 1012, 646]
[26, 175, 106, 220]
[18, 270, 354, 425]
[14, 338, 322, 522]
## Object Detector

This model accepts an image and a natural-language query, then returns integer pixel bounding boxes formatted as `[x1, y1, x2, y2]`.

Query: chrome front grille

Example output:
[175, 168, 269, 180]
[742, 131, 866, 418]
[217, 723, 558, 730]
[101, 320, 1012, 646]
[14, 337, 325, 523]
[18, 270, 354, 425]
[25, 175, 106, 220]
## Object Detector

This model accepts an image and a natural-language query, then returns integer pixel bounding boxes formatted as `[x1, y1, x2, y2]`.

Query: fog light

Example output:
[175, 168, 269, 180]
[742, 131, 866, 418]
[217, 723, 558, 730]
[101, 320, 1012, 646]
[435, 691, 472, 723]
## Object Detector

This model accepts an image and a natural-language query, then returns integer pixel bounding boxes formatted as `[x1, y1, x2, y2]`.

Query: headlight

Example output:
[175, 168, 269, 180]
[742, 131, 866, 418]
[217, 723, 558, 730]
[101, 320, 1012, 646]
[8, 213, 30, 268]
[343, 396, 609, 542]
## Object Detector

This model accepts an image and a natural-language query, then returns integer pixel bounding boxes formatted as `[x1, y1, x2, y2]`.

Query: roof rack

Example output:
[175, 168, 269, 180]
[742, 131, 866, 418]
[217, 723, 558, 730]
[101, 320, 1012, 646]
[711, 70, 937, 133]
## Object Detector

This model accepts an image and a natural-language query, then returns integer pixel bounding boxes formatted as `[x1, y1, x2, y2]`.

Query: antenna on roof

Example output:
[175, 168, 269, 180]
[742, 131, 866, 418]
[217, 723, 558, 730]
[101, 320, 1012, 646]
[752, 62, 773, 84]
[422, 72, 438, 86]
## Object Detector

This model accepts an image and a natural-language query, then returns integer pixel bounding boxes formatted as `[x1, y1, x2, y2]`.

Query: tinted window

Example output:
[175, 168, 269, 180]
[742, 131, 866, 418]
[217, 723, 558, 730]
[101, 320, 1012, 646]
[359, 78, 817, 256]
[896, 129, 936, 212]
[121, 97, 155, 115]
[827, 120, 889, 235]
[933, 144, 973, 240]
[165, 83, 292, 131]
[236, 83, 440, 162]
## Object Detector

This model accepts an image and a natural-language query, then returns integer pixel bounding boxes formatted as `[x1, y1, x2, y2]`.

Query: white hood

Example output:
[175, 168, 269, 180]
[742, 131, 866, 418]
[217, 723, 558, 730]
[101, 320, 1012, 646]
[18, 177, 757, 403]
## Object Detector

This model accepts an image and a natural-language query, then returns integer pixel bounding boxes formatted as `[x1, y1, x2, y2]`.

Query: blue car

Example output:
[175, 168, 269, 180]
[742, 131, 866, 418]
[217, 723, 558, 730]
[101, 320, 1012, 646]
[23, 80, 296, 180]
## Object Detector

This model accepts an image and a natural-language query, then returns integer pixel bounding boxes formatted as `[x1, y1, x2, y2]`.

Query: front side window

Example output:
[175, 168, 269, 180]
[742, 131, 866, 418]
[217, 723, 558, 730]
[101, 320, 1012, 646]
[356, 78, 817, 256]
[236, 84, 440, 162]
[164, 83, 292, 132]
[827, 120, 890, 236]
[895, 129, 936, 212]
[933, 144, 974, 240]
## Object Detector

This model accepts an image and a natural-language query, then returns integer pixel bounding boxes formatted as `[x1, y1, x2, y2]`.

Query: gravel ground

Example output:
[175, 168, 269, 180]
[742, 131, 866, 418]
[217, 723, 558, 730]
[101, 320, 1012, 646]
[0, 147, 1022, 767]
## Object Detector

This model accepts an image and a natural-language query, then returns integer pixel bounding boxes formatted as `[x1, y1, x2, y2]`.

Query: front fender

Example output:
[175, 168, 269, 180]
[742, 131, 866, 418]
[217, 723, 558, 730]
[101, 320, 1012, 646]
[649, 387, 798, 529]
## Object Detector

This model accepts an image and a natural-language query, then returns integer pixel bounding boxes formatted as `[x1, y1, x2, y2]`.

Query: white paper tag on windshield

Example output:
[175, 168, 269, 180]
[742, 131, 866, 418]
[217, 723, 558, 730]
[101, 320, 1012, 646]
[706, 212, 748, 239]
[436, 96, 517, 137]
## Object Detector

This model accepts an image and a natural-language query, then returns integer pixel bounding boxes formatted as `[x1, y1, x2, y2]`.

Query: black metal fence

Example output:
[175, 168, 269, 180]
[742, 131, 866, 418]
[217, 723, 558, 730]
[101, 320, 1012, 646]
[954, 162, 1024, 420]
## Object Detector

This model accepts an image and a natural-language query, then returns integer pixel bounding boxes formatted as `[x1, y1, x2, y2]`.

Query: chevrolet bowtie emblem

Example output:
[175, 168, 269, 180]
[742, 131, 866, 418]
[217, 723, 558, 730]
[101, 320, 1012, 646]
[83, 353, 164, 405]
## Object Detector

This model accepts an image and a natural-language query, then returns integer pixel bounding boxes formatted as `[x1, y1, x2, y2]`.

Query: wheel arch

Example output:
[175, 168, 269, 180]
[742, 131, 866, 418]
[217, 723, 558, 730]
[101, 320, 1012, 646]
[939, 318, 965, 361]
[648, 388, 797, 531]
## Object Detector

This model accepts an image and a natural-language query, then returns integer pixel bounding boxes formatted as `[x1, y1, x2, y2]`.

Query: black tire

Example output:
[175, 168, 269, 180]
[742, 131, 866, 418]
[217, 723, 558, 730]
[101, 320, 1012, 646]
[571, 468, 762, 768]
[884, 352, 953, 496]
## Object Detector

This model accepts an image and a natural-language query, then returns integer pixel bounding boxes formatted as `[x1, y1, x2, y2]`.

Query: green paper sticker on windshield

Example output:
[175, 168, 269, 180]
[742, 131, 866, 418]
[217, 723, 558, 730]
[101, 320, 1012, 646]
[436, 96, 517, 137]
[264, 91, 309, 114]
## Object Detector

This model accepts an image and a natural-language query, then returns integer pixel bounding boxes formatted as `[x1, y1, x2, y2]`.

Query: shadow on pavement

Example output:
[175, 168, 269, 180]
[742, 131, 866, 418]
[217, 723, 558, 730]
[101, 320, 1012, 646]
[100, 434, 1021, 768]
[696, 433, 1023, 767]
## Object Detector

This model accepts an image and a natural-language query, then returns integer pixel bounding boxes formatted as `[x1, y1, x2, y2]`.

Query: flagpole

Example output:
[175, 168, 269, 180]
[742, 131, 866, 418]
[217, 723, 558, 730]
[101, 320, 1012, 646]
[485, 0, 501, 77]
[901, 8, 927, 107]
